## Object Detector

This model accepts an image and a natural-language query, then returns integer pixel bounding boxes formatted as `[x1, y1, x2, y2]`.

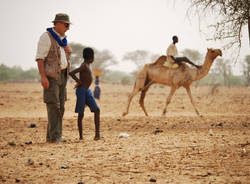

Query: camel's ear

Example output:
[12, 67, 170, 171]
[218, 49, 222, 56]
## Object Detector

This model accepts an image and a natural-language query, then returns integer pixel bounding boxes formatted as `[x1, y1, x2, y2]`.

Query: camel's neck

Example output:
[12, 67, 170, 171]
[194, 55, 214, 81]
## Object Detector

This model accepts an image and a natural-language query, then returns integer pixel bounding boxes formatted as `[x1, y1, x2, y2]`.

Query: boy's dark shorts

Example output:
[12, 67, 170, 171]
[75, 87, 99, 114]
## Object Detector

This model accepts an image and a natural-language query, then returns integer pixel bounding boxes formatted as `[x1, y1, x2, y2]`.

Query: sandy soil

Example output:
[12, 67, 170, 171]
[0, 82, 249, 184]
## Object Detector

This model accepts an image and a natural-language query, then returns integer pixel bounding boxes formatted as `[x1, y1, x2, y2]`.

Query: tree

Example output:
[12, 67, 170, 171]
[93, 49, 116, 70]
[123, 50, 152, 69]
[181, 49, 202, 65]
[188, 0, 250, 49]
[20, 68, 39, 80]
[69, 42, 116, 71]
[123, 50, 159, 78]
[0, 64, 11, 81]
[123, 50, 159, 68]
[181, 49, 203, 86]
[69, 42, 85, 69]
[242, 55, 250, 86]
[211, 58, 232, 86]
[0, 64, 39, 81]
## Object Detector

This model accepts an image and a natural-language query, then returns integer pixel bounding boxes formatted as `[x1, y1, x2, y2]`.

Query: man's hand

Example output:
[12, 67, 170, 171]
[64, 45, 72, 55]
[41, 76, 49, 89]
[36, 59, 49, 89]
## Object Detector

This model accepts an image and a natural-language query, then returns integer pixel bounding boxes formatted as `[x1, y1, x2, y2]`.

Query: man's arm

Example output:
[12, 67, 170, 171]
[35, 32, 51, 89]
[36, 59, 49, 89]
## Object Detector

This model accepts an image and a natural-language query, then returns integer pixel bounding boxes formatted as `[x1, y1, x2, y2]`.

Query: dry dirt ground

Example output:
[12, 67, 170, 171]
[0, 82, 249, 184]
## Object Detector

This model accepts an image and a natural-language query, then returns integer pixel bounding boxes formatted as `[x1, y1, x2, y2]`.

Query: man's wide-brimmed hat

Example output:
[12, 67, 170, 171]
[52, 13, 72, 24]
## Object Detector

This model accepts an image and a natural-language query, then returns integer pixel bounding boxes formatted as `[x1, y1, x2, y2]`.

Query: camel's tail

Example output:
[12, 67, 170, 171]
[122, 64, 149, 116]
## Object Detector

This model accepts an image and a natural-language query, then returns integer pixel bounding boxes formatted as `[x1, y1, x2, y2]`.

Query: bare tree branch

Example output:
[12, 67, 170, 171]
[188, 0, 249, 53]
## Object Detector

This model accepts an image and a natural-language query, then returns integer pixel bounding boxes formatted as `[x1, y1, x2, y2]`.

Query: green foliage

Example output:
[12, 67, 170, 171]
[199, 73, 244, 86]
[0, 64, 39, 81]
[123, 50, 158, 69]
[69, 42, 117, 71]
[242, 55, 250, 86]
[189, 0, 249, 49]
[121, 76, 132, 85]
[181, 49, 202, 65]
[69, 42, 85, 69]
[101, 70, 133, 84]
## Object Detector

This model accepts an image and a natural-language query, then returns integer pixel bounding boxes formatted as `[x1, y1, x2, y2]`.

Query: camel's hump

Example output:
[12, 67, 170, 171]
[150, 55, 166, 65]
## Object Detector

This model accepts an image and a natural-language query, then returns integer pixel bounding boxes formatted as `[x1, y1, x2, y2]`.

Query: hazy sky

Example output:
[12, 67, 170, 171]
[0, 0, 249, 74]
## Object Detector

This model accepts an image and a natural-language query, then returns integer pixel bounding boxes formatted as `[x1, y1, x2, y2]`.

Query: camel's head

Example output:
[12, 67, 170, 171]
[206, 48, 222, 61]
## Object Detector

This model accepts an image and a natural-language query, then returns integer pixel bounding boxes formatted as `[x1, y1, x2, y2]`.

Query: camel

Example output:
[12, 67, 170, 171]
[122, 48, 222, 117]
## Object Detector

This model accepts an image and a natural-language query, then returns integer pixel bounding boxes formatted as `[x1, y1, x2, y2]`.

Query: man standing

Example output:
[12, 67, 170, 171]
[35, 13, 72, 143]
[164, 36, 200, 69]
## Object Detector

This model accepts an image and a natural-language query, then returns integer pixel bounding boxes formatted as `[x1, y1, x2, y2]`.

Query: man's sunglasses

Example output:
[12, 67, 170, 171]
[64, 23, 70, 28]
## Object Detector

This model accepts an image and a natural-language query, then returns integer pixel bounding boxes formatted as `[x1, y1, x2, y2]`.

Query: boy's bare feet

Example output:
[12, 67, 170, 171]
[94, 136, 104, 141]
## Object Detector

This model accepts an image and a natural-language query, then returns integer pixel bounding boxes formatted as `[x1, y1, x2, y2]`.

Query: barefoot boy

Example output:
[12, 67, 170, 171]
[69, 47, 101, 140]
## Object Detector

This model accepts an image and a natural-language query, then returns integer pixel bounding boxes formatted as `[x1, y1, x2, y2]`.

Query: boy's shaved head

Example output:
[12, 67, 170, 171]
[83, 47, 94, 61]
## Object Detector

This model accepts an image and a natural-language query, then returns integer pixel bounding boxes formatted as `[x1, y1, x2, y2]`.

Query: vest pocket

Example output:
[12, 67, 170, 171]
[44, 62, 60, 79]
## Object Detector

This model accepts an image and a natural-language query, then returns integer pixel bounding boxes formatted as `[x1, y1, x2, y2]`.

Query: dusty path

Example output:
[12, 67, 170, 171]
[0, 83, 249, 183]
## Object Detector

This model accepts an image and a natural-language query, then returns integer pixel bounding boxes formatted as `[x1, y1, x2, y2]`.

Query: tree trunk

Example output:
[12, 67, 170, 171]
[248, 11, 250, 46]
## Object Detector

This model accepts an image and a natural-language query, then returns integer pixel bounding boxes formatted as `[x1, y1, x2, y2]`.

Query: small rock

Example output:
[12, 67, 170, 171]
[154, 128, 163, 135]
[8, 141, 16, 146]
[26, 158, 34, 166]
[149, 178, 157, 182]
[15, 178, 20, 183]
[61, 165, 69, 169]
[119, 133, 130, 138]
[39, 162, 43, 166]
[25, 141, 32, 145]
[117, 118, 121, 121]
[28, 123, 36, 128]
[216, 122, 223, 127]
[78, 182, 84, 184]
[242, 148, 246, 153]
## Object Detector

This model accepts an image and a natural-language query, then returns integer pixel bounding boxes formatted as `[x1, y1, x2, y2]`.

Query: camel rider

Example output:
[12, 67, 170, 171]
[163, 36, 201, 69]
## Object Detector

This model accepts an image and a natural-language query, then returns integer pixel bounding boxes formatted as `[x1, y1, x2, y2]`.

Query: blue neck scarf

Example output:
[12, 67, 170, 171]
[47, 28, 67, 47]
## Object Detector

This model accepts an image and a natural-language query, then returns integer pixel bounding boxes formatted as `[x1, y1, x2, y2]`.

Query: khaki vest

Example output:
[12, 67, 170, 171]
[44, 32, 70, 79]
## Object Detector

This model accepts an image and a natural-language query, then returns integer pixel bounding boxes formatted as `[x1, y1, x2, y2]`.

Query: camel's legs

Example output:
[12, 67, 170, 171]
[185, 86, 200, 116]
[162, 86, 177, 116]
[139, 81, 153, 116]
[122, 89, 139, 116]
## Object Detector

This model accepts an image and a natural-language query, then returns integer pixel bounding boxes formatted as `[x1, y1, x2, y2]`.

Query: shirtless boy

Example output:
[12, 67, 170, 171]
[69, 47, 101, 140]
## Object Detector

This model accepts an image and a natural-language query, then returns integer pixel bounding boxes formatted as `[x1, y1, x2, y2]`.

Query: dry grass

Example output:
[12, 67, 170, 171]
[0, 82, 249, 183]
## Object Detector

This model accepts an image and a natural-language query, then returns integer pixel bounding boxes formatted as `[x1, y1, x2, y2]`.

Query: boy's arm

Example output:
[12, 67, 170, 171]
[69, 66, 83, 84]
